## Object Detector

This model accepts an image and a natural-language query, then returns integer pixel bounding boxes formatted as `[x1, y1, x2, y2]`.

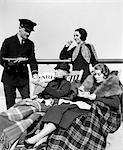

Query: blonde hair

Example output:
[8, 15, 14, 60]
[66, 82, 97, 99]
[94, 63, 110, 78]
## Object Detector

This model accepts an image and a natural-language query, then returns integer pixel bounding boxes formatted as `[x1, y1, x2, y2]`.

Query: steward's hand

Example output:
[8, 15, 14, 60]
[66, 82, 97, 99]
[32, 74, 40, 82]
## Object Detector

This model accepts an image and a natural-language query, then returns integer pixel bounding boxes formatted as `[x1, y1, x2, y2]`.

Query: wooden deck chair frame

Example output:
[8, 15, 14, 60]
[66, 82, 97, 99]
[66, 69, 83, 82]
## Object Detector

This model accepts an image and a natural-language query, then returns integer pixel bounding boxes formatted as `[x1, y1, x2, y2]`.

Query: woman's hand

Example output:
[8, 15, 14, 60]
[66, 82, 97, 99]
[65, 40, 73, 47]
[45, 98, 54, 106]
[78, 91, 90, 98]
[78, 91, 96, 100]
[78, 85, 85, 92]
[88, 93, 96, 100]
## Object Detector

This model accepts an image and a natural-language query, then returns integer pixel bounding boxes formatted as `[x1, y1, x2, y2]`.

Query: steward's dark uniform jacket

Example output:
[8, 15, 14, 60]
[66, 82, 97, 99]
[0, 34, 38, 86]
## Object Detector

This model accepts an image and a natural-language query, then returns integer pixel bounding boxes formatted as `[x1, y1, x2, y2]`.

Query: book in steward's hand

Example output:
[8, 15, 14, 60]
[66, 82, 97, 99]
[3, 57, 17, 61]
[2, 57, 28, 62]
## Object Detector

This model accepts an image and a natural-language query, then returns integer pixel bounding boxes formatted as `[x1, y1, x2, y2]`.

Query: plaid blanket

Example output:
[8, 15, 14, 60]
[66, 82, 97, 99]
[47, 101, 121, 150]
[0, 99, 42, 150]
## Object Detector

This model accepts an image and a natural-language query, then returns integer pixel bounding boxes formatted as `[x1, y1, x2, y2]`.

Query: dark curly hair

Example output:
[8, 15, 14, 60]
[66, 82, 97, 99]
[75, 28, 87, 41]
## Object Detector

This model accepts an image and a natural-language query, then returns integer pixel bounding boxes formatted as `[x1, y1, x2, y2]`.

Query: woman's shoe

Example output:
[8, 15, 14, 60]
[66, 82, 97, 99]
[24, 140, 35, 149]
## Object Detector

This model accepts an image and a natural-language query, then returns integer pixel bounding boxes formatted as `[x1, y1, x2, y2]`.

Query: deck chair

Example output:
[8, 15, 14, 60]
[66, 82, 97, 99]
[66, 69, 83, 83]
[32, 69, 83, 96]
[11, 70, 84, 150]
[32, 72, 55, 96]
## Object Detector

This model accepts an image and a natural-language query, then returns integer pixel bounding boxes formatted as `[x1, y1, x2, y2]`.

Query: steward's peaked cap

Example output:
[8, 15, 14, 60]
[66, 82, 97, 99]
[19, 19, 37, 31]
[54, 62, 70, 73]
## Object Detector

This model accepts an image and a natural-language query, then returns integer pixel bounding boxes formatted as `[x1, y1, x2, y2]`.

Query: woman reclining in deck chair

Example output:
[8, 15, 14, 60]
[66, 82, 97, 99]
[0, 62, 71, 150]
[24, 63, 122, 150]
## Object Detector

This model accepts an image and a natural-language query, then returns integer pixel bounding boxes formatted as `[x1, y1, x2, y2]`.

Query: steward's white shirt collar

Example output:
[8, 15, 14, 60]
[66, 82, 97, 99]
[17, 33, 23, 44]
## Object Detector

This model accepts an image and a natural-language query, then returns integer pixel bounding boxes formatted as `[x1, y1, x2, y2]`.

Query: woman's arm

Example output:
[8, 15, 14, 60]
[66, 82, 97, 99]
[44, 81, 71, 99]
[59, 46, 74, 59]
[89, 44, 98, 66]
[96, 95, 121, 109]
[78, 90, 121, 110]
